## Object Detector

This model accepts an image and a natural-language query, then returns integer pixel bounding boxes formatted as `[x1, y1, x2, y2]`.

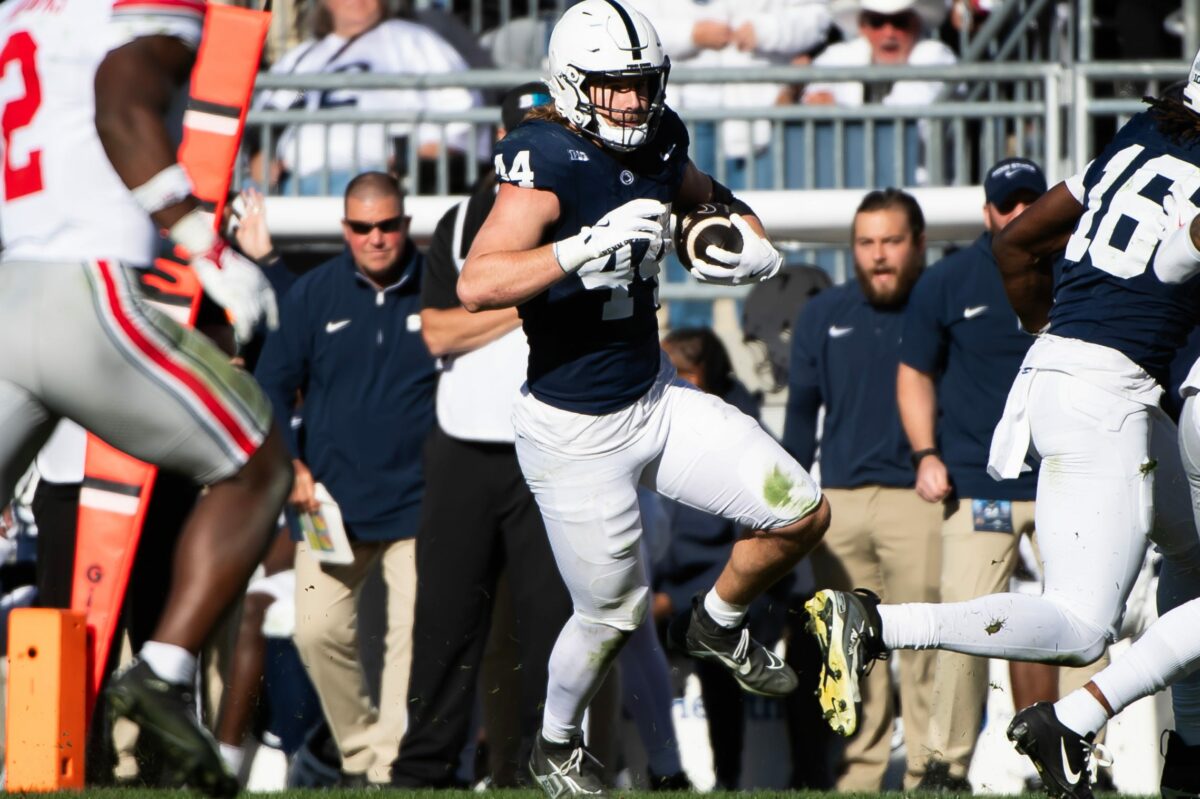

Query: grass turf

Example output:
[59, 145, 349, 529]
[9, 787, 1152, 791]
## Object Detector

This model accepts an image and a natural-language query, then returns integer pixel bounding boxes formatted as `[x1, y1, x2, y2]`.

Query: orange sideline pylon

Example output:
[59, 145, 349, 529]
[5, 609, 87, 792]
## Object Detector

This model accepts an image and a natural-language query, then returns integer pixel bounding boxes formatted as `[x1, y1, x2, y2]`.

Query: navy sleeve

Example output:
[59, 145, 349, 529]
[783, 299, 825, 470]
[422, 202, 462, 311]
[253, 282, 311, 460]
[899, 267, 947, 375]
[494, 123, 572, 193]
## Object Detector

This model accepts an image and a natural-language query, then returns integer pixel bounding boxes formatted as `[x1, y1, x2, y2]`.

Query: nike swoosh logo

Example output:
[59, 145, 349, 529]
[1061, 739, 1082, 784]
[829, 325, 853, 338]
[661, 143, 676, 161]
[325, 319, 351, 333]
[699, 641, 753, 676]
[963, 305, 988, 319]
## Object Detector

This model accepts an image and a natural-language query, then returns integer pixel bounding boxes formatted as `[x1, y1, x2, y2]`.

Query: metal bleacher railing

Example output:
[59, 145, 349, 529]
[244, 59, 1191, 275]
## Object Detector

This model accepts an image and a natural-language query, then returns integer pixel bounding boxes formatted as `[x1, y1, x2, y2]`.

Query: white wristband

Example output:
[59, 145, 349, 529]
[552, 231, 589, 274]
[168, 207, 216, 258]
[130, 163, 194, 215]
[1153, 218, 1200, 285]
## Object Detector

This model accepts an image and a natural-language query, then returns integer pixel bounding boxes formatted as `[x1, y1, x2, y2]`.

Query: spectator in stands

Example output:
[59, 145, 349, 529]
[390, 83, 573, 790]
[250, 0, 482, 196]
[630, 0, 834, 188]
[803, 0, 953, 107]
[654, 327, 791, 790]
[896, 157, 1045, 791]
[254, 172, 436, 787]
[783, 188, 942, 790]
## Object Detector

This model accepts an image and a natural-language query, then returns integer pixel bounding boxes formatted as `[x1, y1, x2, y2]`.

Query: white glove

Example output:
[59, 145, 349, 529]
[1154, 183, 1200, 284]
[554, 198, 667, 275]
[171, 208, 279, 345]
[690, 213, 782, 285]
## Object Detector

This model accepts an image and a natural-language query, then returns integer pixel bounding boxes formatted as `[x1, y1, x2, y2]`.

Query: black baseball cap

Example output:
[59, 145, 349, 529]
[500, 81, 552, 133]
[984, 157, 1047, 207]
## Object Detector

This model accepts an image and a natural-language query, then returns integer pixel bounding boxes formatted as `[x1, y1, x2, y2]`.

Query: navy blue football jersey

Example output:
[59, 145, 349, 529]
[1050, 112, 1200, 385]
[494, 108, 689, 414]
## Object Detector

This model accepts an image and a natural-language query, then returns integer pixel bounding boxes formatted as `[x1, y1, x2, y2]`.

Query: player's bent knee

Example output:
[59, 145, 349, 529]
[581, 584, 649, 632]
[773, 494, 830, 546]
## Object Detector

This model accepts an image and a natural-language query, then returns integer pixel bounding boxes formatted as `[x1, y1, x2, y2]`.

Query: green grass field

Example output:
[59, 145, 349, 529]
[7, 787, 1161, 791]
[0, 790, 974, 799]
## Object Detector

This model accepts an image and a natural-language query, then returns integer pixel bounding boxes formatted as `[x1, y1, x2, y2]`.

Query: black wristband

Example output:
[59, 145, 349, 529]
[910, 448, 940, 469]
[253, 249, 279, 267]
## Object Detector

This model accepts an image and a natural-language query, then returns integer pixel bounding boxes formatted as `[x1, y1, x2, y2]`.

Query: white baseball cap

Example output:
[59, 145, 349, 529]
[832, 0, 947, 38]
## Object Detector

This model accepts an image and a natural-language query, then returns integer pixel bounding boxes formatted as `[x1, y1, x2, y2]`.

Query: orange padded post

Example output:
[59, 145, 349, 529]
[5, 608, 87, 792]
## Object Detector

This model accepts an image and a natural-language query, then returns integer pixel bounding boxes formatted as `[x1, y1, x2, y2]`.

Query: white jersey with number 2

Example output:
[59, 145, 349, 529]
[0, 0, 204, 266]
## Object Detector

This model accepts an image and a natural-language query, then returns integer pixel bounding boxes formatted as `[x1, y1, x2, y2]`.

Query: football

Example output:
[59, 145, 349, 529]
[675, 203, 744, 273]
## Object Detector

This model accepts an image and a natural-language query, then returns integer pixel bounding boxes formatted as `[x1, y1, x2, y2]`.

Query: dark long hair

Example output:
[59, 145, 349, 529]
[1145, 81, 1200, 146]
[662, 327, 735, 398]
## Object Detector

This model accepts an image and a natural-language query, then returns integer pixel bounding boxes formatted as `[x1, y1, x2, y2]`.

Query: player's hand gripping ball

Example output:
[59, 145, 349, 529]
[675, 203, 742, 273]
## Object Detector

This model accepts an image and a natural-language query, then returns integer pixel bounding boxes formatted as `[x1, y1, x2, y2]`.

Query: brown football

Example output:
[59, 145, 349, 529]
[675, 203, 744, 273]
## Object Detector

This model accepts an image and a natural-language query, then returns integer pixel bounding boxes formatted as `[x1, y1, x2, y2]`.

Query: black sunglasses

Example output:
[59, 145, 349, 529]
[344, 215, 405, 235]
[861, 10, 917, 29]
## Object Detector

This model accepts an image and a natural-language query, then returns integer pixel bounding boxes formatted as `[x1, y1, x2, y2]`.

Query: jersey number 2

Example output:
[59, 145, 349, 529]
[0, 31, 42, 201]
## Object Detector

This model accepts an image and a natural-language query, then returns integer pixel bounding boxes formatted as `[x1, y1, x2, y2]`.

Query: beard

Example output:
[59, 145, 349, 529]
[855, 260, 922, 308]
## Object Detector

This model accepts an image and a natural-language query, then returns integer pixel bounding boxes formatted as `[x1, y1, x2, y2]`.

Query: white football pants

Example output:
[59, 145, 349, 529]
[880, 369, 1200, 665]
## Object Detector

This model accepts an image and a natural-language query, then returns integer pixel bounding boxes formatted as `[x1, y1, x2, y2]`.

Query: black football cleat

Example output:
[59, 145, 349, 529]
[668, 592, 799, 698]
[1161, 730, 1200, 799]
[804, 588, 887, 737]
[106, 658, 238, 798]
[529, 732, 607, 798]
[1007, 702, 1103, 799]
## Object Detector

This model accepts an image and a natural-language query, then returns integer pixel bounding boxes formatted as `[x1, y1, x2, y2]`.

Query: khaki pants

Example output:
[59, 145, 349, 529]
[294, 538, 416, 784]
[810, 486, 942, 790]
[926, 499, 1108, 778]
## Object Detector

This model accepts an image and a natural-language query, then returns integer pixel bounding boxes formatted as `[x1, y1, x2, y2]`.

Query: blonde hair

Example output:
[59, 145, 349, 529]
[524, 104, 568, 126]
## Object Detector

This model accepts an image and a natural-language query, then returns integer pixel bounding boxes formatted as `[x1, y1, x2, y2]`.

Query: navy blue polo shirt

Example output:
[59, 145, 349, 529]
[783, 279, 913, 489]
[255, 245, 436, 541]
[900, 233, 1037, 501]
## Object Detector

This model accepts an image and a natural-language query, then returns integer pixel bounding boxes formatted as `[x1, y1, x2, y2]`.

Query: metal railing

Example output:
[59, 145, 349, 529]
[246, 59, 1193, 300]
[243, 62, 1076, 197]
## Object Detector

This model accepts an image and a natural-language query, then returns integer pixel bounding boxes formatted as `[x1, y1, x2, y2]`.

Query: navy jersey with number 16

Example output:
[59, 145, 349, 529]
[494, 108, 689, 415]
[1050, 112, 1200, 385]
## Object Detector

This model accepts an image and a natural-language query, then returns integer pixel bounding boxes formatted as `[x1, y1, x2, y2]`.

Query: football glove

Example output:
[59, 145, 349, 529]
[171, 208, 280, 345]
[691, 213, 782, 286]
[554, 198, 667, 275]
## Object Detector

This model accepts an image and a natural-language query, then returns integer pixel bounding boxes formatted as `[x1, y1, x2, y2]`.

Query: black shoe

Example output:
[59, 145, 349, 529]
[803, 588, 887, 737]
[1161, 730, 1200, 799]
[1007, 702, 1100, 799]
[916, 760, 972, 793]
[647, 769, 691, 791]
[529, 732, 607, 797]
[106, 658, 237, 798]
[668, 593, 799, 698]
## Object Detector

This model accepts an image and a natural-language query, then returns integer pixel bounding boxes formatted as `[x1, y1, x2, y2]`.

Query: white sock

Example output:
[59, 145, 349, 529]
[542, 614, 628, 744]
[703, 589, 747, 629]
[219, 743, 244, 775]
[1053, 689, 1109, 738]
[140, 641, 198, 686]
[877, 593, 1108, 662]
[1090, 597, 1200, 725]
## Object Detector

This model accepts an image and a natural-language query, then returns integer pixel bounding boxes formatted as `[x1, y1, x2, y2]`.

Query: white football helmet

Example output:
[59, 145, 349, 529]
[546, 0, 670, 152]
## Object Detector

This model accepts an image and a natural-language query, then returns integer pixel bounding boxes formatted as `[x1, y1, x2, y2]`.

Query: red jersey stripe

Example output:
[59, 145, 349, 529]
[93, 259, 258, 460]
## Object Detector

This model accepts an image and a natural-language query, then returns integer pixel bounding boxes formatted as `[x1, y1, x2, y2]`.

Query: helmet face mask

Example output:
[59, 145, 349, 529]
[547, 0, 670, 153]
